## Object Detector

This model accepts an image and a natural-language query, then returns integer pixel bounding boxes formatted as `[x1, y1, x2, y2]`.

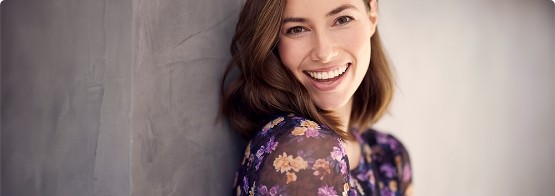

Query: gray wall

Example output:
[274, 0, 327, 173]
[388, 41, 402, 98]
[130, 0, 243, 195]
[1, 0, 243, 195]
[1, 0, 132, 195]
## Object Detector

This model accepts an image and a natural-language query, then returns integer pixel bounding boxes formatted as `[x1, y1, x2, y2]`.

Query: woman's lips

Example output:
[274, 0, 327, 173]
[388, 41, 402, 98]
[305, 64, 349, 80]
[304, 63, 351, 92]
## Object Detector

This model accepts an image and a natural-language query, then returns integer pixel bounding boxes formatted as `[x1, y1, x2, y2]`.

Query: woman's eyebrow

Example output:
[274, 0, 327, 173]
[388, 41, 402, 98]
[282, 17, 308, 24]
[326, 4, 358, 17]
[282, 4, 358, 24]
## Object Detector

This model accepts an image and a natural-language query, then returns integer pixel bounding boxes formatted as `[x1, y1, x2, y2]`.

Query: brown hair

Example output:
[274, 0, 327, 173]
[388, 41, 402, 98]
[220, 0, 393, 140]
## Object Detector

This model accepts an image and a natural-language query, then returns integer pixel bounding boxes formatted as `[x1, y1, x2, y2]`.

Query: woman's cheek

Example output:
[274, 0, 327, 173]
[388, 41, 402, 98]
[278, 38, 307, 73]
[278, 40, 293, 70]
[337, 27, 369, 56]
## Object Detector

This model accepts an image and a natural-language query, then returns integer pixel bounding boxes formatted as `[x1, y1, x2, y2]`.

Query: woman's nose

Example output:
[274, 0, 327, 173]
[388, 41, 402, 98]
[310, 31, 338, 63]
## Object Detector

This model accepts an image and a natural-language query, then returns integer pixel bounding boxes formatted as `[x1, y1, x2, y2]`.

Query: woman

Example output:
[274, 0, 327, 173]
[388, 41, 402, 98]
[221, 0, 412, 195]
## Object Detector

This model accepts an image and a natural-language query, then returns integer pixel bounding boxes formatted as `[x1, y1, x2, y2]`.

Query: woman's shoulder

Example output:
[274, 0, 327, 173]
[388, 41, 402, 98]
[359, 128, 409, 155]
[247, 113, 343, 161]
[237, 113, 352, 195]
[252, 113, 339, 142]
[357, 128, 413, 194]
[245, 113, 345, 171]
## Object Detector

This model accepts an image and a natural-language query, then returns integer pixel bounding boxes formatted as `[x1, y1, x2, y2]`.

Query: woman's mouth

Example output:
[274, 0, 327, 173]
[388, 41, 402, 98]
[305, 64, 349, 81]
[303, 63, 351, 91]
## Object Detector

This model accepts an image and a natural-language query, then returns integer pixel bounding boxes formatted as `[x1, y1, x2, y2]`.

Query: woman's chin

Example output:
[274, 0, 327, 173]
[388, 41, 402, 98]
[314, 100, 348, 112]
[310, 91, 353, 113]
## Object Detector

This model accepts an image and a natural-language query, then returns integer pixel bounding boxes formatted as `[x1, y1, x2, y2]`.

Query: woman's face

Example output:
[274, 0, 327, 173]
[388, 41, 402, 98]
[278, 0, 378, 111]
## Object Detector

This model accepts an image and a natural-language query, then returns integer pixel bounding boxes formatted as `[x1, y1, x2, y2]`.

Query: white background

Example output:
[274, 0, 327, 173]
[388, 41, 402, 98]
[376, 0, 554, 195]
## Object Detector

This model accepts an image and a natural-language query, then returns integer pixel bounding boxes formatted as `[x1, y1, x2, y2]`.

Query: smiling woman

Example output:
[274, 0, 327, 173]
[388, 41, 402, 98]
[221, 0, 412, 195]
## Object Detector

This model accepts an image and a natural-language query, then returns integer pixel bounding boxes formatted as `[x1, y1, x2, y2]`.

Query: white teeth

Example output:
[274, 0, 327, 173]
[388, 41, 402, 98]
[306, 64, 349, 80]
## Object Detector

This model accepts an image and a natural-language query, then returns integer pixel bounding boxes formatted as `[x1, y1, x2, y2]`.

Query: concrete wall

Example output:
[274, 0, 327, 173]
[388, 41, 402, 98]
[130, 0, 243, 195]
[1, 0, 243, 195]
[1, 0, 132, 195]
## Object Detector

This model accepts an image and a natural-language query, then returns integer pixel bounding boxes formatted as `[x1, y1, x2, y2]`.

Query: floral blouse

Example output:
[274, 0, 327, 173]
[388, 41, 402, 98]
[234, 113, 413, 196]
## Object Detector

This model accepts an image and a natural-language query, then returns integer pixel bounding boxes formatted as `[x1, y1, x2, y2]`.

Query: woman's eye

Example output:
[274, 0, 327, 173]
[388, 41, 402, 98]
[334, 15, 354, 26]
[286, 26, 307, 35]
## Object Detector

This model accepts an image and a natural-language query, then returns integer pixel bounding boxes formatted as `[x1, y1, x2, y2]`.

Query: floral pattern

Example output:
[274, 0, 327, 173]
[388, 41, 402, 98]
[234, 114, 412, 196]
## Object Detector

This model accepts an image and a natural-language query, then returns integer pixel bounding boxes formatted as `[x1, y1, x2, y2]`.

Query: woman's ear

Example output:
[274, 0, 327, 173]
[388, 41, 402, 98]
[367, 0, 379, 35]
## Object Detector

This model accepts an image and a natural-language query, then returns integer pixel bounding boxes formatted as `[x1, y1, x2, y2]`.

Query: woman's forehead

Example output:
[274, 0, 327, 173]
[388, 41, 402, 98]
[282, 0, 365, 17]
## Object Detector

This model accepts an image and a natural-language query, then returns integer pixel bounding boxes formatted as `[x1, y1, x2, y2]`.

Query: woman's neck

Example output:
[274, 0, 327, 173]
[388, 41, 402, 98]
[334, 98, 353, 133]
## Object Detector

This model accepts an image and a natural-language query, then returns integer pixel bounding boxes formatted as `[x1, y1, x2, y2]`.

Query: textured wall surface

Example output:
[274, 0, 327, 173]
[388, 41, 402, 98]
[1, 0, 244, 195]
[1, 0, 132, 195]
[130, 0, 243, 195]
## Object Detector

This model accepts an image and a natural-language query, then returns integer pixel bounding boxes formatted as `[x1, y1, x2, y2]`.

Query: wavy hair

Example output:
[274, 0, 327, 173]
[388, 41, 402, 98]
[221, 0, 393, 140]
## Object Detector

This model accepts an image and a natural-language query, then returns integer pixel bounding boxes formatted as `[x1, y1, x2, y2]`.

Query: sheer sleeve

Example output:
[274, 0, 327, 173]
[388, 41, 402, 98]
[373, 131, 413, 196]
[395, 136, 413, 196]
[250, 117, 352, 195]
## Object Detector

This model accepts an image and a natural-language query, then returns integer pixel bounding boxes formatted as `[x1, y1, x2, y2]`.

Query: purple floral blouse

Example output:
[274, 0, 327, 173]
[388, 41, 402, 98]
[234, 113, 413, 196]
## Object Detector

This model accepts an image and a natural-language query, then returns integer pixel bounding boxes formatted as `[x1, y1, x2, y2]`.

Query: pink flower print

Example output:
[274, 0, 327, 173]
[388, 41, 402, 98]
[265, 137, 278, 153]
[269, 186, 278, 196]
[330, 147, 344, 161]
[259, 185, 268, 195]
[340, 160, 347, 174]
[318, 185, 338, 196]
[336, 138, 348, 154]
[256, 146, 265, 158]
[305, 128, 319, 138]
[242, 176, 249, 193]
